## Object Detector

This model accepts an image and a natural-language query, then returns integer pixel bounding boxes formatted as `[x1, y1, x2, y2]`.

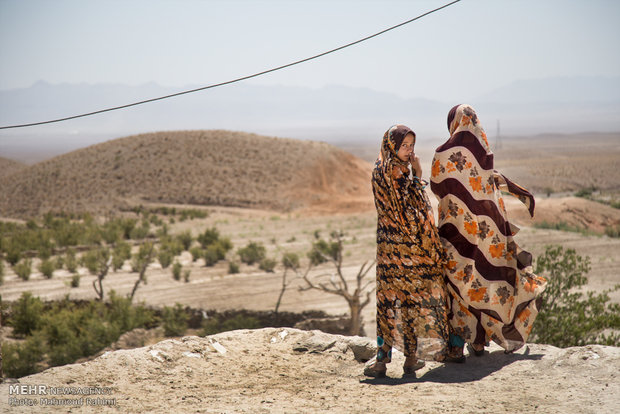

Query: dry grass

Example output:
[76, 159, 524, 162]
[0, 130, 372, 218]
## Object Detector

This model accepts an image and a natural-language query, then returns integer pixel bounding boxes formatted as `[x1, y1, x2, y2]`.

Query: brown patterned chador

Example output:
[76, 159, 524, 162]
[431, 104, 547, 354]
[366, 124, 450, 377]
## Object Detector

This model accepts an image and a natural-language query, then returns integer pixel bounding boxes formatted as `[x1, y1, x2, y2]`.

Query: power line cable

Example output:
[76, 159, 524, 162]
[0, 0, 461, 130]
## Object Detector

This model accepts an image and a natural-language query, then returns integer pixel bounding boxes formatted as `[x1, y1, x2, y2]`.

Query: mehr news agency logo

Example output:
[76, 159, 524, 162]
[8, 384, 116, 407]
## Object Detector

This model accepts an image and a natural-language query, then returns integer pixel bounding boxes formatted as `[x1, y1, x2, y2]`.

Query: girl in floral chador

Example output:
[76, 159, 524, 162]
[430, 104, 547, 357]
[366, 125, 450, 377]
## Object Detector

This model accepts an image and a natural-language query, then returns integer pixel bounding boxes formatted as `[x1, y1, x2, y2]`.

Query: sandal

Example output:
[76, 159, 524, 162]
[403, 359, 426, 375]
[444, 347, 466, 363]
[364, 361, 387, 378]
[363, 348, 391, 378]
[469, 343, 485, 357]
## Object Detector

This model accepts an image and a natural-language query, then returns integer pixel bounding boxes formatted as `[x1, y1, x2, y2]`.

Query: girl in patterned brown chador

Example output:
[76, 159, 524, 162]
[365, 124, 451, 378]
[430, 104, 547, 359]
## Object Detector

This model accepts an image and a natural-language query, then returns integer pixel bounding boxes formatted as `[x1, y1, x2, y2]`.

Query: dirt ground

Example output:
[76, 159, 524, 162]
[1, 328, 618, 413]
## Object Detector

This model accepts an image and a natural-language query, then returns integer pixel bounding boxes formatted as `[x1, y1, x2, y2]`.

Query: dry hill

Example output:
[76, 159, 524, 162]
[0, 131, 373, 218]
[0, 156, 25, 179]
[1, 328, 618, 413]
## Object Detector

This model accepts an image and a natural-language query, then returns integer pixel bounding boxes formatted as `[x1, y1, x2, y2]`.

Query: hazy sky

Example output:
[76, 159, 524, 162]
[1, 0, 619, 102]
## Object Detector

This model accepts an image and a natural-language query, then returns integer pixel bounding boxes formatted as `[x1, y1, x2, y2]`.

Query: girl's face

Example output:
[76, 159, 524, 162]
[396, 133, 415, 162]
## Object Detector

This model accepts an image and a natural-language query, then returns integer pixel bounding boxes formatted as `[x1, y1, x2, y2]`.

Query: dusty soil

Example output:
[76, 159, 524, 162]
[1, 328, 618, 413]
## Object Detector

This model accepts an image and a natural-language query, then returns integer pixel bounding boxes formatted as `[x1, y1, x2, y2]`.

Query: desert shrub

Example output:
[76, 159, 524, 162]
[604, 225, 620, 238]
[183, 270, 191, 283]
[190, 247, 203, 262]
[54, 256, 64, 270]
[38, 259, 55, 279]
[70, 274, 80, 288]
[65, 248, 78, 273]
[2, 333, 45, 378]
[307, 237, 340, 265]
[237, 241, 266, 265]
[197, 227, 220, 248]
[130, 219, 150, 240]
[176, 231, 193, 251]
[282, 252, 300, 270]
[38, 244, 53, 260]
[81, 249, 100, 275]
[575, 186, 597, 198]
[112, 240, 132, 271]
[4, 240, 22, 266]
[131, 242, 155, 274]
[158, 249, 173, 269]
[107, 291, 154, 332]
[172, 261, 182, 281]
[531, 245, 620, 347]
[0, 259, 4, 284]
[533, 221, 595, 236]
[10, 292, 43, 336]
[228, 261, 240, 274]
[119, 218, 138, 239]
[161, 236, 183, 256]
[162, 303, 189, 337]
[259, 258, 276, 272]
[14, 259, 32, 281]
[100, 219, 123, 244]
[202, 314, 261, 336]
[204, 246, 220, 267]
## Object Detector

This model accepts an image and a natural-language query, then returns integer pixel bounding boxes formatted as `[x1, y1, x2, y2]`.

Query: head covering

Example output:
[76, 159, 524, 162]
[430, 104, 546, 352]
[380, 124, 415, 161]
[371, 124, 449, 361]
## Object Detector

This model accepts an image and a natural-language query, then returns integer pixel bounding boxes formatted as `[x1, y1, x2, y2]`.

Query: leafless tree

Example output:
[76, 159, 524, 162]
[299, 231, 375, 336]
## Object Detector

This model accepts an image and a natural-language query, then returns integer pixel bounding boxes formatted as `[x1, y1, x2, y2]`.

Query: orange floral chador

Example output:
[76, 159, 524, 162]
[430, 104, 547, 351]
[371, 125, 450, 360]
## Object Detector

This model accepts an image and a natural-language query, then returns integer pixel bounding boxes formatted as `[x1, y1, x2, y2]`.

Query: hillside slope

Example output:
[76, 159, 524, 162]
[0, 130, 373, 218]
[1, 328, 618, 413]
[0, 156, 25, 179]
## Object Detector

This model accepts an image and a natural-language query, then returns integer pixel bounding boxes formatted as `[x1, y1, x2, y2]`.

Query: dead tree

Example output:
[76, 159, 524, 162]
[274, 252, 301, 315]
[129, 242, 156, 301]
[299, 231, 375, 336]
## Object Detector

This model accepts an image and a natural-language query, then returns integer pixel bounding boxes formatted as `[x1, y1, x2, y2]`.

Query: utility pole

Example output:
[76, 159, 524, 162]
[495, 119, 502, 150]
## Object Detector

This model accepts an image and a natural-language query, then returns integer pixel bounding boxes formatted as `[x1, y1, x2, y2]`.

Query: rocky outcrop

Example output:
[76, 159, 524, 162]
[1, 328, 618, 413]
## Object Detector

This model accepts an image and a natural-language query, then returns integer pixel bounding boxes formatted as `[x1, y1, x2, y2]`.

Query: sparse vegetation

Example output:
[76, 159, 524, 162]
[14, 259, 32, 281]
[237, 241, 266, 265]
[70, 274, 80, 288]
[202, 314, 261, 336]
[162, 303, 189, 337]
[533, 221, 597, 236]
[10, 292, 43, 336]
[259, 258, 277, 273]
[604, 225, 620, 238]
[228, 261, 240, 274]
[3, 292, 155, 378]
[172, 261, 182, 281]
[38, 259, 55, 279]
[531, 245, 620, 347]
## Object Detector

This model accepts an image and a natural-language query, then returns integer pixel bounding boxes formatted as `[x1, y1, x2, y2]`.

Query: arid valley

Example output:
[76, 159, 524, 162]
[1, 130, 619, 413]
